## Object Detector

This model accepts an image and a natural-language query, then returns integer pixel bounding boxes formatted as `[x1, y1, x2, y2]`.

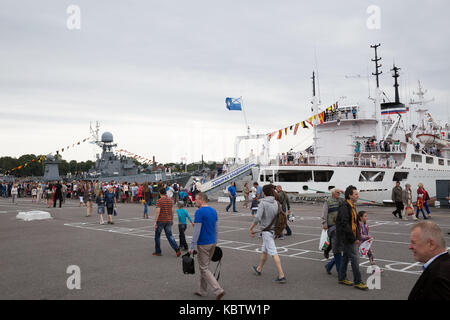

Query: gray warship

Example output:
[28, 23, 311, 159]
[88, 123, 191, 185]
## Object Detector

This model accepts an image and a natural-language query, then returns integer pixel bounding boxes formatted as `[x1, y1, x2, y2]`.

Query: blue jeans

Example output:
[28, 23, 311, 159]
[416, 208, 427, 219]
[178, 224, 188, 249]
[338, 243, 362, 284]
[423, 201, 431, 214]
[226, 195, 237, 212]
[144, 202, 148, 215]
[154, 222, 179, 254]
[326, 253, 342, 273]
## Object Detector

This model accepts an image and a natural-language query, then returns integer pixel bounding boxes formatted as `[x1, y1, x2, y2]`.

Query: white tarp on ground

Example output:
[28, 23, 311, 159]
[16, 211, 52, 221]
[218, 196, 245, 203]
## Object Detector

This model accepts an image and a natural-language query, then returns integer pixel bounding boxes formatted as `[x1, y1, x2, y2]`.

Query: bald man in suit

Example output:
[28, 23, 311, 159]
[408, 221, 450, 300]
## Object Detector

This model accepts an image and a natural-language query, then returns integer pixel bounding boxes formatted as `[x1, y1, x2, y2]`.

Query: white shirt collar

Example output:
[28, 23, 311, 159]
[422, 251, 448, 271]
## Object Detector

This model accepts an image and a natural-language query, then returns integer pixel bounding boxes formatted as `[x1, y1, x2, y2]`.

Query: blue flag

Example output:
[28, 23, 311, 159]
[226, 97, 242, 111]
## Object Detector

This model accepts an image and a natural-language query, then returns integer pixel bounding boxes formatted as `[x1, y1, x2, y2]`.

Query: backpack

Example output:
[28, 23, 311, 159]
[263, 202, 287, 238]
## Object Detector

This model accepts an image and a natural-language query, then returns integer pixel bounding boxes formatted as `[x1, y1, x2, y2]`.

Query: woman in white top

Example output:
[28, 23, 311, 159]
[31, 184, 37, 203]
[11, 184, 18, 204]
[37, 184, 43, 203]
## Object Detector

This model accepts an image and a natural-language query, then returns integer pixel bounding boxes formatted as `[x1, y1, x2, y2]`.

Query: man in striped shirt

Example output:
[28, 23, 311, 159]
[153, 188, 181, 257]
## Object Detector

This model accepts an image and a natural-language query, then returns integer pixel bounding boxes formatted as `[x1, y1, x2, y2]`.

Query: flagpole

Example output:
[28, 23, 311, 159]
[240, 96, 250, 136]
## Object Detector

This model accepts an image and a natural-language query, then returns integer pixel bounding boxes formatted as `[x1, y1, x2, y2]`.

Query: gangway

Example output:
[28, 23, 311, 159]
[199, 161, 257, 193]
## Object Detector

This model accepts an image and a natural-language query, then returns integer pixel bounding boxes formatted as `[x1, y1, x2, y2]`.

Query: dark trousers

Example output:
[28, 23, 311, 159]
[53, 193, 62, 208]
[339, 242, 362, 284]
[226, 195, 237, 212]
[178, 224, 188, 249]
[393, 201, 404, 218]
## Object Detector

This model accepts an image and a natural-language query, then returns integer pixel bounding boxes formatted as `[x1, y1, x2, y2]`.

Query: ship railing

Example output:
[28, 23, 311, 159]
[323, 108, 360, 123]
[360, 145, 403, 153]
[270, 155, 397, 168]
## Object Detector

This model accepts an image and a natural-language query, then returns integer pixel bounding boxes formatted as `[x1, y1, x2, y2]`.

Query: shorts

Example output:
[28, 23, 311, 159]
[106, 206, 114, 215]
[97, 206, 105, 214]
[261, 231, 277, 256]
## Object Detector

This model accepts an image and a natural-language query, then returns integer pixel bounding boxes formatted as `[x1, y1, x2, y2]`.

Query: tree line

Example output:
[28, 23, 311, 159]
[0, 154, 220, 177]
[0, 154, 95, 177]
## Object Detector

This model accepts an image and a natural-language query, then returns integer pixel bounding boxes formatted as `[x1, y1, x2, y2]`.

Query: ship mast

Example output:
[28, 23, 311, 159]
[371, 44, 383, 141]
[311, 71, 319, 156]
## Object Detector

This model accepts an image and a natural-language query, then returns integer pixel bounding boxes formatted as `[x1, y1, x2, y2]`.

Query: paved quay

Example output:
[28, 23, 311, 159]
[1, 197, 449, 300]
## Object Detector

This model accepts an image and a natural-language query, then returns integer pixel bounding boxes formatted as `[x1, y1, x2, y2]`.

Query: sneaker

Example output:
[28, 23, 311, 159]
[413, 217, 418, 221]
[252, 265, 261, 276]
[354, 282, 369, 290]
[339, 280, 354, 286]
[152, 252, 162, 256]
[176, 249, 181, 257]
[278, 235, 285, 240]
[274, 277, 286, 284]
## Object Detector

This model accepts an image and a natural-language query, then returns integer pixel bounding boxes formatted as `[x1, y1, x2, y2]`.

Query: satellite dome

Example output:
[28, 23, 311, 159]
[101, 132, 114, 143]
[46, 154, 55, 161]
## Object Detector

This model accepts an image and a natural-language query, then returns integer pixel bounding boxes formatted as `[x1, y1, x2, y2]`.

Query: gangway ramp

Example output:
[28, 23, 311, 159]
[199, 162, 257, 194]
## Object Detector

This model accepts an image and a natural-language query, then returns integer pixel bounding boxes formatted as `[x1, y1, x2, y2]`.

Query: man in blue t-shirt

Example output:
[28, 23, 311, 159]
[225, 182, 237, 213]
[253, 182, 263, 200]
[189, 192, 225, 300]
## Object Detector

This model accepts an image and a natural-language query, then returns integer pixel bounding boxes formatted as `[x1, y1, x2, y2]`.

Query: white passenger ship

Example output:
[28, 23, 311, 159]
[257, 45, 450, 204]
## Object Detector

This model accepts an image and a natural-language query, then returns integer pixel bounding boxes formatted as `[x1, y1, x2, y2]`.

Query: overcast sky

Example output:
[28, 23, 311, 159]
[1, 0, 449, 164]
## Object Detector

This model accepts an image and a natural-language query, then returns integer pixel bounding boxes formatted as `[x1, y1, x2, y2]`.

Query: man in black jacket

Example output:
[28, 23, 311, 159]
[336, 185, 368, 290]
[53, 181, 63, 208]
[408, 221, 450, 300]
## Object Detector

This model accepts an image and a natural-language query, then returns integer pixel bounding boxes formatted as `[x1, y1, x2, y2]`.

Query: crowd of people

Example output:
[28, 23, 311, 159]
[0, 179, 199, 224]
[355, 138, 402, 155]
[2, 176, 449, 300]
[391, 182, 433, 220]
[320, 185, 449, 297]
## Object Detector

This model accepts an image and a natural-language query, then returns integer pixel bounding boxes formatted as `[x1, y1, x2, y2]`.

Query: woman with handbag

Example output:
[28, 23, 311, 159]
[402, 184, 417, 221]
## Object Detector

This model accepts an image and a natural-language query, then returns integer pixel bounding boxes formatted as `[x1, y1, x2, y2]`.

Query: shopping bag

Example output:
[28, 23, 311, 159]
[359, 239, 372, 256]
[113, 208, 118, 216]
[319, 229, 330, 251]
[405, 206, 414, 216]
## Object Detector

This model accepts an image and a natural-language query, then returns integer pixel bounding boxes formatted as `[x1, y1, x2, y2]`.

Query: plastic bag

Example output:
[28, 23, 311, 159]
[405, 206, 414, 216]
[359, 239, 372, 256]
[319, 229, 330, 251]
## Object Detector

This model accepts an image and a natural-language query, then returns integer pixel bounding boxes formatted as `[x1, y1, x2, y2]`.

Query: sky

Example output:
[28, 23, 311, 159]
[1, 0, 449, 164]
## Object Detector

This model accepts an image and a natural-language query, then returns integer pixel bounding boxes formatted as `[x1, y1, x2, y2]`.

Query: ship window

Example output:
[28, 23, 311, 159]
[439, 159, 444, 166]
[426, 157, 434, 164]
[359, 171, 385, 182]
[278, 170, 312, 182]
[314, 170, 334, 182]
[411, 154, 422, 163]
[393, 172, 409, 181]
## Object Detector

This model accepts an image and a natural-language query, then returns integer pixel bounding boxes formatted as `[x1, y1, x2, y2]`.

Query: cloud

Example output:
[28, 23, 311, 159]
[1, 0, 449, 163]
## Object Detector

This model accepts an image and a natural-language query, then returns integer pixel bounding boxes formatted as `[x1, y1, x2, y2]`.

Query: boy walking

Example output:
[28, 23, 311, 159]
[177, 202, 194, 251]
